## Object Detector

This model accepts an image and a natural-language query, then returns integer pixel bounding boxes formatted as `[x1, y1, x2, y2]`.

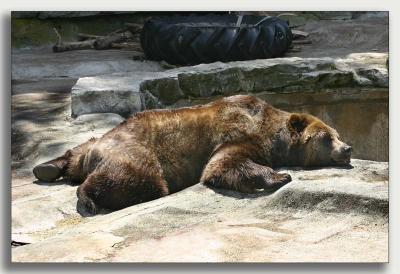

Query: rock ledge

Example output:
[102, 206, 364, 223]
[12, 159, 388, 262]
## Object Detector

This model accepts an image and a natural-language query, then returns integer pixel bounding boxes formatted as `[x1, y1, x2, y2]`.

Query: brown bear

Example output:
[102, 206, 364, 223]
[33, 95, 352, 215]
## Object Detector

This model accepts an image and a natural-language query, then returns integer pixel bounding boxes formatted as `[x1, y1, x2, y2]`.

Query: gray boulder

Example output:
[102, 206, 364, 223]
[141, 53, 388, 105]
[71, 74, 144, 117]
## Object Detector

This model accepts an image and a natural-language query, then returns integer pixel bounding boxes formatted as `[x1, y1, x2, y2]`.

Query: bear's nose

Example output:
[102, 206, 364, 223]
[343, 145, 352, 154]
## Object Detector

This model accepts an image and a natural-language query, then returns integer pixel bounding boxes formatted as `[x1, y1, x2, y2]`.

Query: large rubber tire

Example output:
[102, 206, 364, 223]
[140, 15, 292, 65]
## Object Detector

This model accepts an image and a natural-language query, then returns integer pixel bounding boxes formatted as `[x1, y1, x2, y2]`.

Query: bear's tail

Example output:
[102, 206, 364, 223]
[76, 186, 98, 216]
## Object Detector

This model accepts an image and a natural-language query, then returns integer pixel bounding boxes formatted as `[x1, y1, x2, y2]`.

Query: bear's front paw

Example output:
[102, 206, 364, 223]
[276, 173, 292, 184]
[77, 198, 98, 216]
[263, 172, 292, 190]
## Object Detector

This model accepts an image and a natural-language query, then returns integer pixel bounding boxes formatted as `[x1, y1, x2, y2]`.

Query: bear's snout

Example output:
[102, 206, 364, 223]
[331, 141, 352, 165]
[340, 144, 352, 164]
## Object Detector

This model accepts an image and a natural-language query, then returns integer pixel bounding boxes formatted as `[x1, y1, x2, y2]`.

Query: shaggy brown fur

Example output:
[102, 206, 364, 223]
[33, 95, 352, 215]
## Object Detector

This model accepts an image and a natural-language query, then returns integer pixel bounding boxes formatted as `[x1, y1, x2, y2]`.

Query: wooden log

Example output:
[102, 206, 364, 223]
[289, 24, 306, 29]
[287, 47, 302, 53]
[77, 33, 103, 41]
[53, 40, 95, 52]
[110, 41, 142, 51]
[292, 39, 312, 45]
[52, 28, 96, 52]
[106, 28, 126, 36]
[53, 27, 62, 44]
[53, 27, 139, 52]
[94, 31, 134, 50]
[124, 22, 143, 33]
[292, 30, 310, 39]
[159, 60, 178, 69]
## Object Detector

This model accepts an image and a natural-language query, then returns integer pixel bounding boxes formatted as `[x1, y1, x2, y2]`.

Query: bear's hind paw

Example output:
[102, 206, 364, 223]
[33, 163, 61, 182]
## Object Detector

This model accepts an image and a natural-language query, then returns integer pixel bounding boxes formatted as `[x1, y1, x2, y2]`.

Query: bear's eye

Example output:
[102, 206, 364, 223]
[322, 135, 333, 146]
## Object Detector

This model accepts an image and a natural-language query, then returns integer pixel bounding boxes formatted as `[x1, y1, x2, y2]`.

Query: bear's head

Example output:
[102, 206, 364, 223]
[287, 113, 352, 167]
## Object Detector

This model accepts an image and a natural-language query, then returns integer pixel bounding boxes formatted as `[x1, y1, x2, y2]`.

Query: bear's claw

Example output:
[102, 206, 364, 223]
[279, 173, 292, 184]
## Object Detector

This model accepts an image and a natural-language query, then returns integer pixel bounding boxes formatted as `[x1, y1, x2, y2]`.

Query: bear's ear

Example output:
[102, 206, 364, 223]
[287, 113, 310, 136]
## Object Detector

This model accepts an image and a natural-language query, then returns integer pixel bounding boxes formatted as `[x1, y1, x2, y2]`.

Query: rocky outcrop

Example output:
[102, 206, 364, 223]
[140, 53, 388, 106]
[11, 159, 388, 262]
[70, 53, 388, 117]
[71, 73, 145, 117]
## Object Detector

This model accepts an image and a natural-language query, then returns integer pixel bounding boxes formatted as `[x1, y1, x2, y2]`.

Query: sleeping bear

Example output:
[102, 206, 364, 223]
[33, 95, 352, 215]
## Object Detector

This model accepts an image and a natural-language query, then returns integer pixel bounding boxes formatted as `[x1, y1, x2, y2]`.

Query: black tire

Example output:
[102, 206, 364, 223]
[140, 15, 292, 65]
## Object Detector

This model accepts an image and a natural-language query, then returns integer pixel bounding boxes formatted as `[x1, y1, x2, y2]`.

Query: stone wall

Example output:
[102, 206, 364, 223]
[281, 94, 388, 162]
